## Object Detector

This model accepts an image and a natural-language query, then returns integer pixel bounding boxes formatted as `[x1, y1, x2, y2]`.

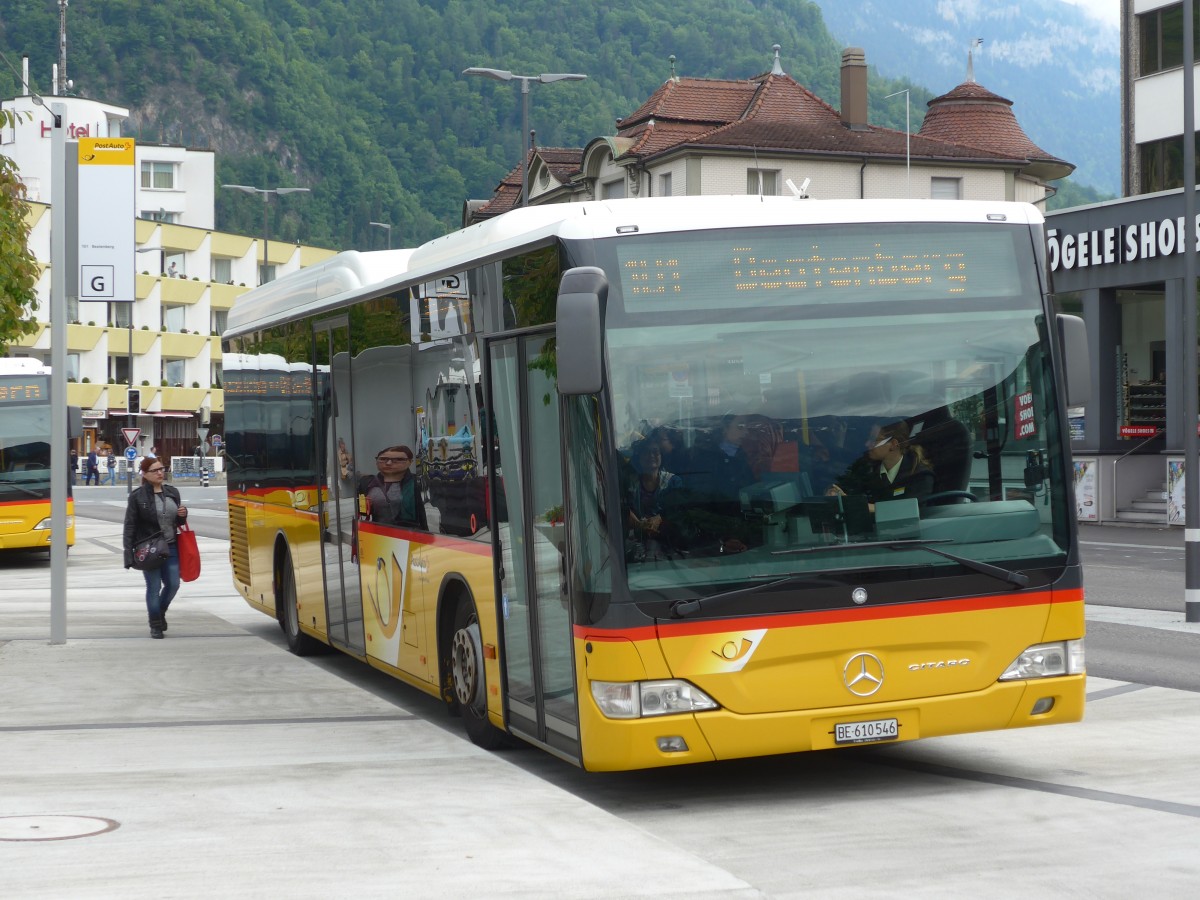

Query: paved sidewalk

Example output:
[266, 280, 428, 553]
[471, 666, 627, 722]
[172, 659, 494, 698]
[0, 519, 757, 899]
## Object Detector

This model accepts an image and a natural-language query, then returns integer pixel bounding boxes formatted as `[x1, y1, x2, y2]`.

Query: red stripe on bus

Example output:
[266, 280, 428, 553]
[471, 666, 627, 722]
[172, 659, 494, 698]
[576, 588, 1084, 642]
[356, 521, 493, 555]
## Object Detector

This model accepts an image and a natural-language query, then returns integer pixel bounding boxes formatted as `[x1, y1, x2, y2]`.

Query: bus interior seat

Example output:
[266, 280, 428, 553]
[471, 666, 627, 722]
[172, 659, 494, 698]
[910, 407, 972, 494]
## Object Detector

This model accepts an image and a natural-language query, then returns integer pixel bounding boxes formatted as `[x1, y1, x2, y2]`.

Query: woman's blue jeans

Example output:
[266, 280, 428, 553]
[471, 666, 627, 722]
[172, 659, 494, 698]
[143, 542, 180, 621]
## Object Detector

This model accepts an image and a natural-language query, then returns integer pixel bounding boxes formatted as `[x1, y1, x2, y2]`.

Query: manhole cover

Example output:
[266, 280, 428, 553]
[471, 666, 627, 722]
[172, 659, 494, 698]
[0, 815, 119, 842]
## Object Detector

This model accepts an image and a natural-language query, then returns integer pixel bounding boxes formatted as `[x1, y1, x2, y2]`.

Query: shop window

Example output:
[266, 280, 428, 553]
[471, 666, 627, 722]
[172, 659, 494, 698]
[1117, 289, 1167, 438]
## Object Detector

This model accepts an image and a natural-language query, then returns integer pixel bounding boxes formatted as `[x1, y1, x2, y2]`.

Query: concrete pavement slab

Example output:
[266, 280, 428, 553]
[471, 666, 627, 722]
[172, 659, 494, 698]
[1, 518, 759, 898]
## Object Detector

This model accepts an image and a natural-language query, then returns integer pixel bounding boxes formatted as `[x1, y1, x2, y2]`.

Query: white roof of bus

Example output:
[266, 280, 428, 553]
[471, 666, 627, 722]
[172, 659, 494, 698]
[0, 358, 51, 376]
[225, 196, 1043, 338]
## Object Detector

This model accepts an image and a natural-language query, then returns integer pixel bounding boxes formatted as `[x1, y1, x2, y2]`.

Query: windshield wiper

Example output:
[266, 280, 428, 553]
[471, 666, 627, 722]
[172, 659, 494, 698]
[669, 574, 819, 618]
[775, 539, 1029, 588]
[0, 477, 46, 499]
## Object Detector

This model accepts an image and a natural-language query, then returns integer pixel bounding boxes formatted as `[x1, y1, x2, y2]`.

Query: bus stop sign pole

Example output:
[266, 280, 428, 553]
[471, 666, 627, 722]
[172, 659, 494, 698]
[49, 104, 68, 645]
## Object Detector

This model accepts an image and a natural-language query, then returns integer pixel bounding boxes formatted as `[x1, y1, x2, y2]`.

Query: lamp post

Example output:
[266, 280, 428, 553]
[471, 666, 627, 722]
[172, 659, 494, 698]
[462, 67, 587, 207]
[221, 185, 310, 285]
[132, 245, 164, 494]
[369, 221, 393, 249]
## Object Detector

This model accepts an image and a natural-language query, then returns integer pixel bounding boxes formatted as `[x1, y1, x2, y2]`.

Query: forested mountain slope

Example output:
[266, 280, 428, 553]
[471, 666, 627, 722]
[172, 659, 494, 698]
[0, 0, 1091, 250]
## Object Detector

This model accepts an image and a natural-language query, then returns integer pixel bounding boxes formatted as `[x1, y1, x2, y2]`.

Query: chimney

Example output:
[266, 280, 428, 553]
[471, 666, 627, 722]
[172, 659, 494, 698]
[840, 47, 868, 130]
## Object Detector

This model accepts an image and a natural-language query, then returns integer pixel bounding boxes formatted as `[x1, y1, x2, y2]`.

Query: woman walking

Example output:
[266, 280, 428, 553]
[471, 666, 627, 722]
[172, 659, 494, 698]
[123, 456, 188, 639]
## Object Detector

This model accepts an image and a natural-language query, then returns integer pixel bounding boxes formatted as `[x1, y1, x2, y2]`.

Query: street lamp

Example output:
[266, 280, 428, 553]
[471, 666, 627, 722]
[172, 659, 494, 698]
[369, 221, 393, 249]
[462, 67, 587, 207]
[130, 245, 164, 494]
[221, 185, 310, 285]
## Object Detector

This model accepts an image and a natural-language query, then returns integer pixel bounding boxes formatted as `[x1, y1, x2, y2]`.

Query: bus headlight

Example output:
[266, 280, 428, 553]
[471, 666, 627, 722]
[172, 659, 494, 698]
[998, 640, 1084, 681]
[34, 516, 74, 531]
[591, 679, 719, 719]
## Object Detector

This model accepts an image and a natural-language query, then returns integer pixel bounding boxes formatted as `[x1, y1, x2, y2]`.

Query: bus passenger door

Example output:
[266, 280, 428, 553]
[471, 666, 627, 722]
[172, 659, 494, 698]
[487, 331, 580, 763]
[314, 317, 366, 656]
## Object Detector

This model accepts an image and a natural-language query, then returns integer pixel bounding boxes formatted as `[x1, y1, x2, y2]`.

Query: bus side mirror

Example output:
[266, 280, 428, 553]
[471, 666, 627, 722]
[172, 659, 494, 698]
[556, 266, 608, 396]
[1056, 314, 1089, 407]
[67, 406, 83, 440]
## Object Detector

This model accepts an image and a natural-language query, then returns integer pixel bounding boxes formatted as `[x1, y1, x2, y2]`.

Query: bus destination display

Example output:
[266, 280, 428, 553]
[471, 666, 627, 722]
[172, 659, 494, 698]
[0, 375, 49, 404]
[616, 226, 1023, 312]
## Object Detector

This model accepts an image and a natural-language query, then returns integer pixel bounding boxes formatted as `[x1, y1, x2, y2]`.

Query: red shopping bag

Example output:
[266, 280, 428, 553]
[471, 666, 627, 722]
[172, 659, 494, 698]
[177, 522, 201, 582]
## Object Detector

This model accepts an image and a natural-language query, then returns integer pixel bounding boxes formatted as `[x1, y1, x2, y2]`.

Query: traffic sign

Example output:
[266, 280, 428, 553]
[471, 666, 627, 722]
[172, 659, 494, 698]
[122, 427, 141, 446]
[125, 446, 137, 461]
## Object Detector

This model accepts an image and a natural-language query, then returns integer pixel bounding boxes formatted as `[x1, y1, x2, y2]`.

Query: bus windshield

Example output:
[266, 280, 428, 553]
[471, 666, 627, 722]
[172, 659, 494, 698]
[582, 221, 1070, 607]
[0, 376, 52, 499]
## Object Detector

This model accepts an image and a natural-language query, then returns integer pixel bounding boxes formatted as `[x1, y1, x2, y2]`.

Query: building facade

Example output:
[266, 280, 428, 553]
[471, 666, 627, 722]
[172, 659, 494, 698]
[471, 47, 1071, 221]
[1041, 0, 1197, 524]
[3, 93, 335, 461]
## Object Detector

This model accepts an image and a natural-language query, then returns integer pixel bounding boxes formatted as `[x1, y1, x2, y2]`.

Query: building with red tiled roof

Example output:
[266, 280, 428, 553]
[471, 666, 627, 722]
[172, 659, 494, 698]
[469, 46, 1071, 224]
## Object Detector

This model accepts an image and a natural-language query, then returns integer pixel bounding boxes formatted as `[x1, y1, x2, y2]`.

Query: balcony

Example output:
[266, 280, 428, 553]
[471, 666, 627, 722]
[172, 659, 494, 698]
[160, 278, 206, 305]
[160, 331, 211, 358]
[159, 386, 208, 411]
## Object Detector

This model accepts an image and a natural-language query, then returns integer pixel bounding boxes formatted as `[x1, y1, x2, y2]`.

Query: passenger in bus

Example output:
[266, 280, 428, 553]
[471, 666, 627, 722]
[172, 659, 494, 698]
[668, 415, 758, 554]
[826, 420, 933, 512]
[691, 414, 757, 509]
[625, 437, 684, 562]
[359, 445, 428, 530]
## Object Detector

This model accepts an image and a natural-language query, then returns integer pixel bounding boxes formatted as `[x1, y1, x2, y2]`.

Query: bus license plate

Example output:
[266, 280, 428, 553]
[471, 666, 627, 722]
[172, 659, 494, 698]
[835, 718, 899, 744]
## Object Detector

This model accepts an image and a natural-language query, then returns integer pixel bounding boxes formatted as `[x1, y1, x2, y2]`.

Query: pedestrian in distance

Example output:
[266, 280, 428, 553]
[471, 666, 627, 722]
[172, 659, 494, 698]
[85, 448, 100, 486]
[123, 456, 188, 639]
[105, 449, 117, 485]
[69, 448, 78, 486]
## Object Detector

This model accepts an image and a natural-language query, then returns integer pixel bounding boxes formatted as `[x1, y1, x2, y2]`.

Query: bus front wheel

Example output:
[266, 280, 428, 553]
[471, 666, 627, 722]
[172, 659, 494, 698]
[279, 553, 320, 656]
[450, 597, 505, 749]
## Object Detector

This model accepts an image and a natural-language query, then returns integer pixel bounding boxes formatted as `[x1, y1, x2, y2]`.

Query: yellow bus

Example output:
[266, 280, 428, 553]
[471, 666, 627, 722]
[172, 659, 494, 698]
[0, 360, 76, 552]
[222, 197, 1088, 770]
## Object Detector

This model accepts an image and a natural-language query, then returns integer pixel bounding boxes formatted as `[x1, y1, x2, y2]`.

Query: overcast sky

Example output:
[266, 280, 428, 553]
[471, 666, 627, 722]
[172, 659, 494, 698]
[1058, 0, 1119, 30]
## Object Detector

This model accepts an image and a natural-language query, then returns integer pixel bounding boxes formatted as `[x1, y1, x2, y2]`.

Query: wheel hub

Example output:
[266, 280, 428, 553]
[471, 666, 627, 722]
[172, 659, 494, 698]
[451, 624, 482, 707]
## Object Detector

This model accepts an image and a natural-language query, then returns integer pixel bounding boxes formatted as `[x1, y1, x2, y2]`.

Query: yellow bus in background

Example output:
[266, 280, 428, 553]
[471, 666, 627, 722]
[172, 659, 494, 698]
[0, 359, 76, 552]
[222, 197, 1088, 771]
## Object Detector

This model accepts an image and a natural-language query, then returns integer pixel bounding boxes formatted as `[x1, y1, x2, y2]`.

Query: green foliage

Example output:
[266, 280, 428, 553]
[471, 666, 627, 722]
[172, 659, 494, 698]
[0, 151, 40, 352]
[0, 0, 943, 254]
[1046, 177, 1117, 212]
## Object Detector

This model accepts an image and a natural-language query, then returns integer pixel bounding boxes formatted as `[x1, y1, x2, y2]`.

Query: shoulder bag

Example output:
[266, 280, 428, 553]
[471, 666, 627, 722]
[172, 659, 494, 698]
[131, 530, 170, 571]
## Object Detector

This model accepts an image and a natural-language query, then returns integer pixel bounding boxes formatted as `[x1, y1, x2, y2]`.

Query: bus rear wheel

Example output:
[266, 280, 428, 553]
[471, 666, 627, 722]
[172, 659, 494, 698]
[279, 553, 319, 656]
[450, 597, 505, 749]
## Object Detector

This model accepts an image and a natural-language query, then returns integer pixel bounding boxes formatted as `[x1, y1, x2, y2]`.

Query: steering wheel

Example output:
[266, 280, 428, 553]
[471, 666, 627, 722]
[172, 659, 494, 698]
[921, 490, 977, 507]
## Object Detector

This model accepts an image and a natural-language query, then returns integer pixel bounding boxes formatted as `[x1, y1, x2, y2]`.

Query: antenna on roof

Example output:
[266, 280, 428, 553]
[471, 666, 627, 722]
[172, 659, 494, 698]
[771, 44, 784, 76]
[967, 38, 983, 83]
[668, 54, 678, 82]
[785, 178, 811, 200]
[57, 0, 69, 95]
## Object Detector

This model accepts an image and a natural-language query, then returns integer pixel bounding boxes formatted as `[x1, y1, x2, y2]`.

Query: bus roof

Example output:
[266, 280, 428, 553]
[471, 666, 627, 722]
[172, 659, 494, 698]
[225, 196, 1043, 339]
[0, 358, 51, 376]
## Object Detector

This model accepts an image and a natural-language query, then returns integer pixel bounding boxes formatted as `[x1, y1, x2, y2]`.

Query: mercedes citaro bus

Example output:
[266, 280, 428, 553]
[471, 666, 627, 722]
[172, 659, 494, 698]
[221, 196, 1088, 770]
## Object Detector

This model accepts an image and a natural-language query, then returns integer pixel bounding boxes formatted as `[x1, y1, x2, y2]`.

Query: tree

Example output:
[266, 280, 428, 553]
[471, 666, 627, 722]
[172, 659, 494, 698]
[0, 110, 40, 354]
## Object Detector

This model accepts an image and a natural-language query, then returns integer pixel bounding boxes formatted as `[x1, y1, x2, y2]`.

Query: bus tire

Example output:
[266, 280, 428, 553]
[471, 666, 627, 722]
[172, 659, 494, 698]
[278, 552, 320, 656]
[450, 596, 505, 749]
